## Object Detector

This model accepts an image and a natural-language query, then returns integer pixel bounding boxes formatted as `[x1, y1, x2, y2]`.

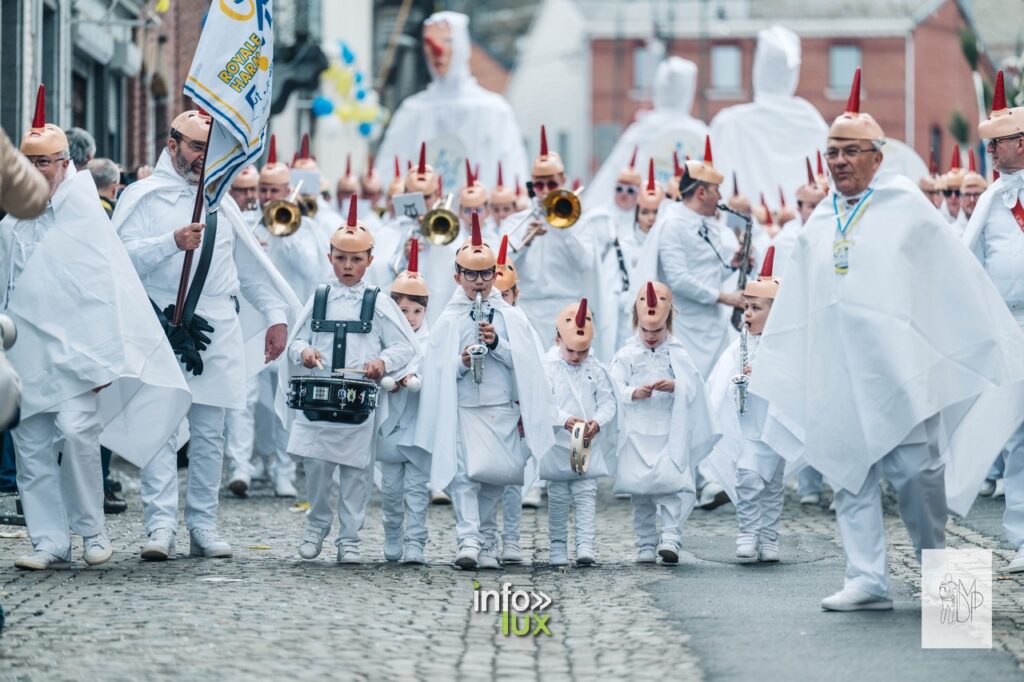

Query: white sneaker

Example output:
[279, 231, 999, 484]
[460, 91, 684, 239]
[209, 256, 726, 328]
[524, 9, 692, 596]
[697, 483, 729, 510]
[400, 543, 425, 565]
[799, 493, 821, 506]
[383, 533, 403, 562]
[337, 546, 362, 564]
[549, 542, 569, 567]
[502, 541, 523, 564]
[141, 528, 176, 561]
[478, 548, 499, 569]
[521, 485, 543, 508]
[758, 539, 780, 563]
[1006, 546, 1024, 574]
[298, 526, 328, 560]
[83, 532, 113, 566]
[227, 473, 250, 498]
[273, 476, 298, 498]
[821, 587, 893, 611]
[15, 550, 70, 570]
[189, 529, 233, 558]
[576, 544, 596, 566]
[736, 533, 758, 559]
[978, 479, 997, 497]
[636, 546, 657, 564]
[657, 541, 680, 565]
[994, 479, 1006, 498]
[455, 545, 479, 569]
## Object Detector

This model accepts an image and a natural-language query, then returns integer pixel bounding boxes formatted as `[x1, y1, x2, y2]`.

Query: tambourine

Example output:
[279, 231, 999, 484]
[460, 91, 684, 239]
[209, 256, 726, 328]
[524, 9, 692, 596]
[569, 422, 591, 475]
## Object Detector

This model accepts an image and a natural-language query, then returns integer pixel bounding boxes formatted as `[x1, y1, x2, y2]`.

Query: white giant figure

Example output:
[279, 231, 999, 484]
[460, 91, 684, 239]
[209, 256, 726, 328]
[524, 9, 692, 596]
[373, 11, 527, 191]
[586, 57, 707, 202]
[709, 25, 828, 206]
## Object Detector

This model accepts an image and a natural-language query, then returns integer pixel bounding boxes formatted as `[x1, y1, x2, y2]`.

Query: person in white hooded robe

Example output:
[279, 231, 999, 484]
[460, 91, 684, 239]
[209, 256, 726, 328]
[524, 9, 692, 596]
[751, 69, 1024, 611]
[709, 26, 828, 209]
[962, 70, 1024, 573]
[114, 110, 300, 562]
[373, 11, 527, 190]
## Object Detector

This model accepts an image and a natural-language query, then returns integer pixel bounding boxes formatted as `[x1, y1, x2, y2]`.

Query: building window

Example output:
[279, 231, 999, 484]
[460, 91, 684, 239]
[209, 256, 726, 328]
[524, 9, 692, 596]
[633, 46, 653, 94]
[829, 45, 861, 92]
[710, 45, 742, 95]
[0, 0, 23, 134]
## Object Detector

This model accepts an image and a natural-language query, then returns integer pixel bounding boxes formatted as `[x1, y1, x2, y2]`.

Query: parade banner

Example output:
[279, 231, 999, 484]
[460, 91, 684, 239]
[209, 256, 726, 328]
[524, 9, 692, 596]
[184, 0, 274, 209]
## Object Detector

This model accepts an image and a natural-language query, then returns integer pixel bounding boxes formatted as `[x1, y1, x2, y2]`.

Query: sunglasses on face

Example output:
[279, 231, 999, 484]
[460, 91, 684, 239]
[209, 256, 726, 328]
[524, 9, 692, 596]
[615, 185, 638, 196]
[458, 267, 496, 282]
[531, 179, 560, 191]
[942, 189, 960, 198]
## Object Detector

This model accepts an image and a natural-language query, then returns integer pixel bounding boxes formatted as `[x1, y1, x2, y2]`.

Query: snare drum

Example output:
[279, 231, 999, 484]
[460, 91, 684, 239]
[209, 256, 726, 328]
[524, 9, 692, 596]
[287, 376, 379, 424]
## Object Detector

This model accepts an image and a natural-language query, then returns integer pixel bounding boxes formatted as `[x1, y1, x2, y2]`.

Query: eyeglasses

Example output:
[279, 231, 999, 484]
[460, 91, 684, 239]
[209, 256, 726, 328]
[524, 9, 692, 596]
[615, 184, 638, 196]
[962, 192, 983, 199]
[174, 133, 207, 154]
[29, 155, 66, 169]
[986, 134, 1023, 149]
[942, 189, 961, 198]
[923, 190, 939, 197]
[458, 267, 495, 281]
[824, 145, 877, 160]
[531, 179, 560, 191]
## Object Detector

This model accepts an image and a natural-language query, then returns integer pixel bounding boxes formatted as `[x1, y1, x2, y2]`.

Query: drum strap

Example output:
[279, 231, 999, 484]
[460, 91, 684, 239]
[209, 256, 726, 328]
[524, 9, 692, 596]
[310, 285, 380, 371]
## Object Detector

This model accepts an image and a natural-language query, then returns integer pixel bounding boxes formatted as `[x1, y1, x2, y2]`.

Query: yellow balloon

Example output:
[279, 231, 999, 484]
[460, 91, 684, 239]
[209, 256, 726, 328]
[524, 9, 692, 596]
[335, 69, 353, 97]
[355, 104, 379, 123]
[336, 103, 355, 122]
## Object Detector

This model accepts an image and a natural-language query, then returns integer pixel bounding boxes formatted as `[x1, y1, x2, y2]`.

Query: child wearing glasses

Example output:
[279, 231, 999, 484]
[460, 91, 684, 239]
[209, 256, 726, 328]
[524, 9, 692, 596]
[609, 282, 720, 566]
[410, 215, 555, 569]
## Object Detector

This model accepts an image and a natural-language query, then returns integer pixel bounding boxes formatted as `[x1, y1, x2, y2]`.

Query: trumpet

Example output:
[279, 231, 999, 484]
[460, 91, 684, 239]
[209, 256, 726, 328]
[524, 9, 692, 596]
[508, 182, 584, 253]
[391, 193, 460, 274]
[731, 324, 750, 414]
[467, 292, 489, 384]
[262, 180, 304, 237]
[298, 194, 319, 218]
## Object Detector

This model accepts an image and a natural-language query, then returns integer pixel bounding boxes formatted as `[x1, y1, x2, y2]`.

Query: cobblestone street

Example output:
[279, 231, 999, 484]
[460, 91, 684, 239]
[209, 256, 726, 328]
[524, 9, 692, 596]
[0, 462, 1022, 681]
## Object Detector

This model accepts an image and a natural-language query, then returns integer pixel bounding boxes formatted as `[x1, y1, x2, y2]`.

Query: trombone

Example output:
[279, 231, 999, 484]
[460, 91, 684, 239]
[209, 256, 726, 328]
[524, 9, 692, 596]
[262, 180, 304, 237]
[508, 182, 584, 253]
[390, 193, 461, 274]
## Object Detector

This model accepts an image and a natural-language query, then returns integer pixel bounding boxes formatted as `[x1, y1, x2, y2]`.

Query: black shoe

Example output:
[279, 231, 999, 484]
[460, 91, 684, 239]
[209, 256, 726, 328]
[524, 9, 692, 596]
[104, 491, 128, 515]
[109, 479, 123, 493]
[176, 442, 189, 469]
[0, 492, 25, 526]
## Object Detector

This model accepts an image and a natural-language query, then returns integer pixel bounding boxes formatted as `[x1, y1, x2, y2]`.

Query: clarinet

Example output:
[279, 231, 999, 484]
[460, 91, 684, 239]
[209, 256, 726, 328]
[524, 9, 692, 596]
[718, 202, 753, 331]
[466, 292, 489, 384]
[731, 324, 750, 414]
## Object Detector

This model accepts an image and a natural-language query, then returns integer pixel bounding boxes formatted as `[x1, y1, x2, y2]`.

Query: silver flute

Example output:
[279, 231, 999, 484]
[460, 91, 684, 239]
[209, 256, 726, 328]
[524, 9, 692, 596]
[467, 292, 489, 384]
[731, 324, 750, 414]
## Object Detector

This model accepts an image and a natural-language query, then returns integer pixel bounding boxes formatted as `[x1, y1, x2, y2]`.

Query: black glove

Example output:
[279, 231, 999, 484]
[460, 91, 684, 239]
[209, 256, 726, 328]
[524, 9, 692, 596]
[152, 301, 215, 376]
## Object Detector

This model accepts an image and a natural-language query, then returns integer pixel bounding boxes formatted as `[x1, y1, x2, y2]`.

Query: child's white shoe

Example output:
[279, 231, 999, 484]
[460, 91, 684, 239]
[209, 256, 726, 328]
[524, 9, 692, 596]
[575, 543, 595, 566]
[636, 546, 656, 564]
[736, 533, 758, 559]
[383, 533, 403, 562]
[549, 541, 569, 567]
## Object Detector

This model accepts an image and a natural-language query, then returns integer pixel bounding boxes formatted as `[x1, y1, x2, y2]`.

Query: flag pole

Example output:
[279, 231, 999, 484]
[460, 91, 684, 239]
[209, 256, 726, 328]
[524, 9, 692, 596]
[171, 118, 213, 327]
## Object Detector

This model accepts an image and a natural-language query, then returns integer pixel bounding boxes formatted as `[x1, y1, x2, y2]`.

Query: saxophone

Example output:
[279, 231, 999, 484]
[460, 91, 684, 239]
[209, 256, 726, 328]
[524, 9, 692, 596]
[467, 292, 489, 384]
[731, 324, 750, 414]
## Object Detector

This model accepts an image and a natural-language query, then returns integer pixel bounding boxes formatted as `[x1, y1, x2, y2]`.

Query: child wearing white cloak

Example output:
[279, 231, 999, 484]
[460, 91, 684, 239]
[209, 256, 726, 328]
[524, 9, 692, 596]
[705, 245, 789, 562]
[284, 199, 419, 564]
[610, 281, 720, 565]
[377, 241, 431, 564]
[540, 299, 617, 566]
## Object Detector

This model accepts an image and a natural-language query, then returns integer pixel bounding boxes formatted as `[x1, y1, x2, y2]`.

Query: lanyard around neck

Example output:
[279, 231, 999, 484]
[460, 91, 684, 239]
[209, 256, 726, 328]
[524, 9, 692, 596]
[833, 189, 874, 238]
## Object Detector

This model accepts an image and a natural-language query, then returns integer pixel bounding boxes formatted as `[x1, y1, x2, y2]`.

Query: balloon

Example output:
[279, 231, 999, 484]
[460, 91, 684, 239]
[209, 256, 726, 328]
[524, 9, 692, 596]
[340, 41, 355, 65]
[336, 103, 355, 123]
[335, 69, 353, 97]
[355, 104, 379, 123]
[358, 122, 373, 137]
[311, 96, 334, 117]
[355, 88, 366, 101]
[354, 71, 364, 85]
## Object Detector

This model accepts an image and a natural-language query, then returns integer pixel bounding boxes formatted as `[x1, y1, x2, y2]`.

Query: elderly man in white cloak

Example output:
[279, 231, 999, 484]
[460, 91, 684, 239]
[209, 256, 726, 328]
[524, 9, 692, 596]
[752, 69, 1024, 611]
[114, 110, 300, 561]
[373, 11, 527, 190]
[586, 57, 708, 203]
[963, 71, 1024, 573]
[2, 86, 191, 570]
[709, 26, 828, 207]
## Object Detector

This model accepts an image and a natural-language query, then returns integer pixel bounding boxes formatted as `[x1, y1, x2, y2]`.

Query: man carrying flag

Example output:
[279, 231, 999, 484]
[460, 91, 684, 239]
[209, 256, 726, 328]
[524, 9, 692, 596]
[113, 0, 300, 561]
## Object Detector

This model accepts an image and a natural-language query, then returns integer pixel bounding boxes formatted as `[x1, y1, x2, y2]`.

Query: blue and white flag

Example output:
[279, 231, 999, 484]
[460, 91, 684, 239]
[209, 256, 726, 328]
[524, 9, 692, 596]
[184, 0, 274, 209]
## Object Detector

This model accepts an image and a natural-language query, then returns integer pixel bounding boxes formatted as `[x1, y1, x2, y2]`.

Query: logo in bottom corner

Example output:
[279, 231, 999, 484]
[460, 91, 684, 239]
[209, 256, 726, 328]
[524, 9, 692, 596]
[473, 581, 553, 637]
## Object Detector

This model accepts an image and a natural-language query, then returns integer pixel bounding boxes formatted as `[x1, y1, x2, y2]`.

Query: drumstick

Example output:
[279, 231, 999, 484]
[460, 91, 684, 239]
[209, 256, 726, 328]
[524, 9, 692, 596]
[332, 367, 368, 375]
[315, 358, 324, 370]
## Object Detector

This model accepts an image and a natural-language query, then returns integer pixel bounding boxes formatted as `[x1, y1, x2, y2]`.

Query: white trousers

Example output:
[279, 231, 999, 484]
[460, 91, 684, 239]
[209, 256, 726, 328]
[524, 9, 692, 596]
[379, 459, 430, 548]
[227, 369, 294, 482]
[631, 491, 696, 551]
[834, 440, 947, 598]
[13, 410, 104, 558]
[502, 485, 522, 543]
[224, 372, 258, 477]
[547, 478, 598, 549]
[450, 470, 504, 552]
[305, 458, 371, 549]
[1001, 422, 1024, 547]
[141, 404, 226, 534]
[797, 467, 825, 497]
[735, 461, 785, 541]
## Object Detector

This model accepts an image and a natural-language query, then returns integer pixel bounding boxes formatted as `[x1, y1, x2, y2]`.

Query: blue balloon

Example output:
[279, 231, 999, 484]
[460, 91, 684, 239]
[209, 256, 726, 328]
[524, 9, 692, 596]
[354, 71, 364, 84]
[340, 42, 355, 65]
[355, 88, 366, 101]
[358, 122, 373, 137]
[311, 96, 334, 117]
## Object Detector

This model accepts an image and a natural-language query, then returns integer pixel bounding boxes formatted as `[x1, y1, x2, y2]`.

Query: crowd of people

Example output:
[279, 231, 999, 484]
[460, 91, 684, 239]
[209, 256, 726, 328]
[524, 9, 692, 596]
[1, 12, 1023, 615]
